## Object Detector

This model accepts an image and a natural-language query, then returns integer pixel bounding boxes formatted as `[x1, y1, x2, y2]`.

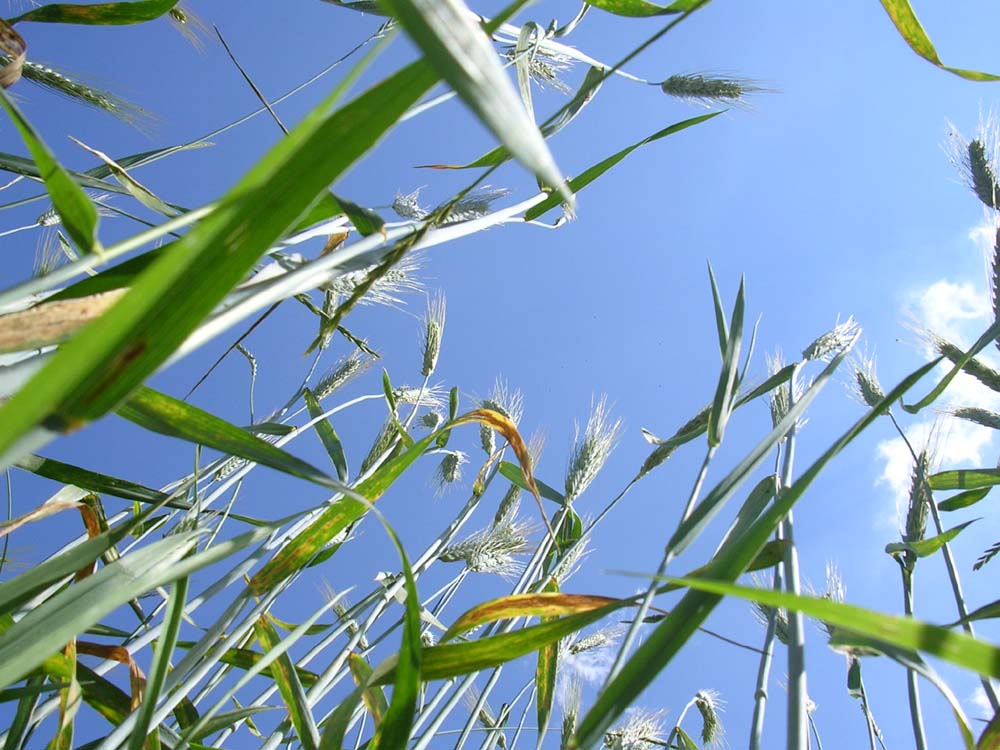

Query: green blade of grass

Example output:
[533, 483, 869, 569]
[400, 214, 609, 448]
[498, 461, 564, 504]
[707, 275, 744, 445]
[348, 654, 388, 726]
[706, 261, 728, 357]
[903, 320, 1000, 413]
[253, 616, 319, 750]
[878, 0, 1000, 81]
[380, 0, 570, 203]
[15, 453, 176, 506]
[9, 0, 179, 25]
[582, 0, 707, 17]
[938, 488, 991, 511]
[674, 575, 1000, 679]
[0, 89, 99, 255]
[126, 575, 188, 750]
[929, 467, 1000, 491]
[303, 388, 349, 482]
[523, 111, 721, 221]
[535, 579, 560, 749]
[885, 519, 978, 559]
[117, 386, 341, 491]
[442, 593, 620, 643]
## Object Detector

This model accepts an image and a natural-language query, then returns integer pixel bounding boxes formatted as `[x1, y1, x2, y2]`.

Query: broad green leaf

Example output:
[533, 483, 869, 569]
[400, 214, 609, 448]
[571, 357, 937, 749]
[582, 0, 706, 16]
[978, 711, 1000, 749]
[498, 461, 564, 504]
[938, 488, 991, 511]
[15, 453, 177, 506]
[878, 0, 1000, 81]
[929, 467, 1000, 491]
[118, 386, 341, 490]
[949, 598, 1000, 627]
[319, 685, 367, 750]
[9, 0, 179, 24]
[671, 577, 1000, 678]
[127, 575, 188, 750]
[0, 45, 434, 467]
[708, 275, 744, 445]
[254, 616, 319, 750]
[349, 654, 388, 726]
[523, 112, 721, 221]
[174, 643, 320, 688]
[442, 592, 619, 642]
[304, 388, 349, 481]
[188, 707, 277, 743]
[886, 519, 978, 559]
[380, 0, 570, 203]
[536, 579, 560, 747]
[3, 674, 43, 750]
[0, 90, 99, 254]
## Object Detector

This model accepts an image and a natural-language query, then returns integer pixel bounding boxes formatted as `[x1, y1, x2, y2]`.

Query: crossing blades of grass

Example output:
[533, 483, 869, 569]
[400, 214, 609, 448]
[582, 0, 708, 17]
[708, 275, 744, 446]
[0, 89, 99, 255]
[380, 0, 571, 204]
[523, 111, 721, 221]
[878, 0, 1000, 81]
[253, 616, 319, 750]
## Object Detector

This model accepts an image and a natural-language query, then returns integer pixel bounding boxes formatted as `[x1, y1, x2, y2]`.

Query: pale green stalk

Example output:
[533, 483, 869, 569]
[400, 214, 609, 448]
[901, 571, 927, 750]
[749, 499, 784, 750]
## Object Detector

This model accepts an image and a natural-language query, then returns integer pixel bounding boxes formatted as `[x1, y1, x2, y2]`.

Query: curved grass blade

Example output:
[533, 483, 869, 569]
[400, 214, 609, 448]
[318, 684, 366, 750]
[442, 592, 620, 642]
[381, 0, 570, 203]
[15, 453, 175, 506]
[929, 468, 1000, 491]
[3, 674, 42, 750]
[9, 0, 180, 25]
[570, 357, 938, 749]
[349, 654, 387, 726]
[707, 261, 728, 356]
[878, 0, 1000, 81]
[938, 488, 991, 511]
[117, 386, 342, 490]
[523, 111, 720, 221]
[903, 320, 1000, 413]
[498, 461, 564, 504]
[0, 89, 99, 255]
[536, 579, 559, 749]
[582, 0, 707, 17]
[885, 519, 978, 559]
[304, 388, 349, 481]
[707, 275, 744, 445]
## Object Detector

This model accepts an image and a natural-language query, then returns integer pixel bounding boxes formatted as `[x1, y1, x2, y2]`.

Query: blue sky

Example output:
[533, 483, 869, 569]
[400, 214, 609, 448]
[3, 1, 1000, 747]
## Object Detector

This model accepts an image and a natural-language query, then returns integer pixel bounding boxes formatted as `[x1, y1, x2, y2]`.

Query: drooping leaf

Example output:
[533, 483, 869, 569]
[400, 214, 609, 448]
[938, 487, 991, 512]
[885, 519, 978, 559]
[9, 0, 180, 25]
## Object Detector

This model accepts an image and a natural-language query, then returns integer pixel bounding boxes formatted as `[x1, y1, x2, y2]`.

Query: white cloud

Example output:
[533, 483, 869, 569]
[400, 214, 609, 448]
[969, 684, 997, 719]
[915, 280, 990, 346]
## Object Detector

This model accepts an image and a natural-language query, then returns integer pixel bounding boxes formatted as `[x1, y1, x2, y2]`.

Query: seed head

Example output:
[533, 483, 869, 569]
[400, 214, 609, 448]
[947, 115, 1000, 209]
[394, 383, 447, 411]
[849, 348, 885, 409]
[440, 511, 534, 578]
[603, 708, 667, 750]
[659, 73, 768, 108]
[504, 44, 574, 94]
[750, 572, 789, 645]
[360, 418, 398, 475]
[694, 689, 725, 748]
[393, 188, 429, 221]
[918, 329, 1000, 393]
[421, 293, 446, 377]
[315, 350, 371, 400]
[952, 406, 1000, 430]
[903, 452, 930, 547]
[565, 395, 622, 502]
[559, 677, 582, 750]
[566, 624, 625, 656]
[434, 450, 468, 495]
[421, 410, 444, 431]
[326, 253, 424, 309]
[802, 316, 860, 362]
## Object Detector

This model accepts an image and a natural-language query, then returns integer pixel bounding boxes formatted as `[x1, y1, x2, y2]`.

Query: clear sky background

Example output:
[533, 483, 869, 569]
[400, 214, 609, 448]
[4, 1, 1000, 747]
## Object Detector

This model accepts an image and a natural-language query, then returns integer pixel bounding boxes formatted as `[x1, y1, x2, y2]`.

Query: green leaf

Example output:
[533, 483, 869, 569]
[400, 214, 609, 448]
[442, 592, 620, 643]
[706, 261, 728, 357]
[126, 575, 188, 750]
[188, 706, 278, 743]
[254, 616, 319, 750]
[319, 685, 367, 750]
[348, 654, 388, 725]
[15, 453, 177, 506]
[977, 710, 1000, 749]
[938, 488, 991, 511]
[536, 580, 560, 747]
[435, 386, 459, 449]
[929, 467, 1000, 491]
[498, 461, 565, 504]
[304, 388, 349, 481]
[380, 0, 570, 203]
[524, 111, 721, 221]
[0, 46, 436, 467]
[878, 0, 1000, 81]
[117, 386, 341, 490]
[582, 0, 706, 17]
[885, 519, 978, 559]
[708, 275, 744, 446]
[9, 0, 179, 25]
[903, 321, 999, 413]
[0, 89, 99, 255]
[670, 577, 1000, 678]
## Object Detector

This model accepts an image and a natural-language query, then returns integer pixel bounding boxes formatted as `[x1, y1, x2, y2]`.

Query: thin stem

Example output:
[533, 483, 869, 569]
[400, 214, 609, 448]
[749, 496, 784, 750]
[900, 565, 927, 750]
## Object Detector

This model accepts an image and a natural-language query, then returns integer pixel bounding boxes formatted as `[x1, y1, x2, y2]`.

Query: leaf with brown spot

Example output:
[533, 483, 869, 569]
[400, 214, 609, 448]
[0, 19, 25, 87]
[442, 592, 620, 643]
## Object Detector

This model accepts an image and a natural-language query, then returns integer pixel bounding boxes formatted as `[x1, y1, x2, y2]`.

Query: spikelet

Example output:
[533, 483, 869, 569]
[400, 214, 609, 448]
[479, 377, 524, 455]
[360, 418, 397, 475]
[659, 73, 768, 108]
[849, 347, 886, 409]
[750, 572, 790, 645]
[439, 511, 534, 579]
[314, 349, 371, 400]
[392, 186, 511, 225]
[694, 689, 725, 748]
[434, 450, 468, 496]
[951, 406, 1000, 430]
[325, 252, 424, 309]
[167, 3, 210, 52]
[902, 453, 930, 554]
[393, 384, 446, 411]
[802, 316, 860, 362]
[920, 330, 1000, 393]
[946, 115, 1000, 210]
[565, 395, 622, 502]
[603, 708, 667, 750]
[420, 293, 446, 377]
[503, 44, 573, 94]
[16, 58, 148, 124]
